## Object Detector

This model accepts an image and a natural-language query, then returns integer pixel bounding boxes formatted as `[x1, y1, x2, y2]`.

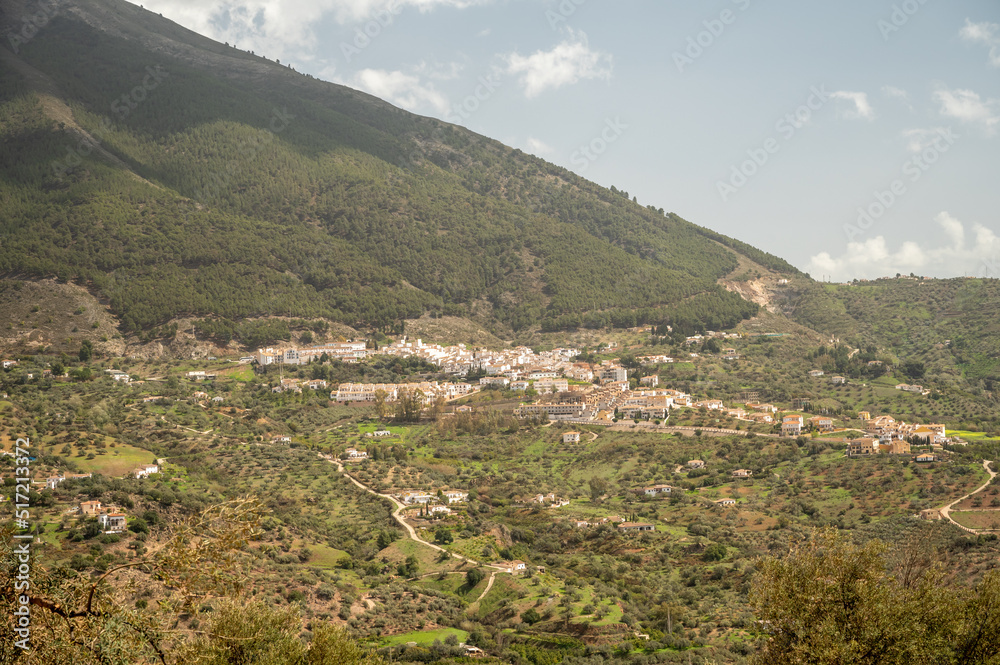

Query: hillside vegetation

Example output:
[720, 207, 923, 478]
[0, 0, 797, 340]
[785, 278, 1000, 402]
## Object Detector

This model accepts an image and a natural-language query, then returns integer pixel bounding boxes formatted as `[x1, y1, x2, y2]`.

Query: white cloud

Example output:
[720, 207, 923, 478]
[350, 69, 450, 114]
[808, 213, 1000, 281]
[938, 211, 965, 250]
[830, 91, 875, 120]
[129, 0, 493, 64]
[901, 127, 952, 153]
[525, 137, 554, 154]
[960, 18, 1000, 67]
[881, 85, 913, 111]
[414, 60, 464, 81]
[934, 88, 1000, 134]
[504, 30, 613, 98]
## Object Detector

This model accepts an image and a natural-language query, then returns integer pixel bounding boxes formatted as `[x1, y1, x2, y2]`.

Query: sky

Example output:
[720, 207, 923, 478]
[126, 0, 1000, 282]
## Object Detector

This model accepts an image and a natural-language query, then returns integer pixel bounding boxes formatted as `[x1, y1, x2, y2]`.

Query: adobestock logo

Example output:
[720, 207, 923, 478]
[545, 0, 588, 31]
[878, 0, 934, 42]
[443, 74, 502, 126]
[50, 65, 170, 181]
[6, 0, 62, 54]
[673, 0, 753, 74]
[340, 0, 404, 63]
[717, 85, 830, 202]
[844, 128, 958, 242]
[570, 117, 629, 173]
[398, 71, 500, 172]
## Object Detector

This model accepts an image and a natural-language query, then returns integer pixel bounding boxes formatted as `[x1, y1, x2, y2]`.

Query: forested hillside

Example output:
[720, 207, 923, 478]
[783, 277, 1000, 400]
[0, 0, 797, 338]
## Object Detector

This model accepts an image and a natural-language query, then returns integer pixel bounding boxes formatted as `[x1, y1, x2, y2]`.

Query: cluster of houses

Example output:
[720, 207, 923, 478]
[780, 414, 835, 437]
[573, 516, 663, 534]
[397, 488, 471, 517]
[105, 369, 138, 384]
[192, 391, 225, 404]
[860, 414, 948, 445]
[513, 367, 697, 422]
[618, 522, 656, 533]
[574, 515, 626, 528]
[255, 338, 591, 380]
[529, 492, 570, 507]
[332, 381, 477, 404]
[44, 472, 93, 490]
[498, 560, 528, 574]
[808, 369, 847, 385]
[511, 367, 788, 425]
[256, 342, 369, 366]
[844, 414, 947, 459]
[376, 339, 589, 379]
[79, 500, 128, 533]
[270, 377, 329, 394]
[632, 484, 674, 497]
[809, 369, 931, 396]
[42, 464, 158, 491]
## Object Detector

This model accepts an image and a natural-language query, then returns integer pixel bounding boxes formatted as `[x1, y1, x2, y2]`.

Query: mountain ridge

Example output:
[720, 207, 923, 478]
[2, 0, 798, 346]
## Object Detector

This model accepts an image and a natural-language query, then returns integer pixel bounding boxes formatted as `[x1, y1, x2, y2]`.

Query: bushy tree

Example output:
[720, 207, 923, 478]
[521, 608, 541, 625]
[750, 529, 1000, 664]
[466, 568, 485, 588]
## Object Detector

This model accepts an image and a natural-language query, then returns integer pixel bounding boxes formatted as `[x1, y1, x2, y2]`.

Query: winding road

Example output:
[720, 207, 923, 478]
[939, 460, 997, 532]
[475, 571, 497, 603]
[327, 458, 505, 571]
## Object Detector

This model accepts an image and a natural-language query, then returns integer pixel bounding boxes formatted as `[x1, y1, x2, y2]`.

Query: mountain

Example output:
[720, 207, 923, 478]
[783, 276, 1000, 397]
[0, 0, 798, 344]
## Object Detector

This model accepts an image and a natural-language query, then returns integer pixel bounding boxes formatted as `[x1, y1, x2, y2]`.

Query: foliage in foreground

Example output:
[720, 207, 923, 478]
[0, 498, 384, 665]
[750, 529, 1000, 665]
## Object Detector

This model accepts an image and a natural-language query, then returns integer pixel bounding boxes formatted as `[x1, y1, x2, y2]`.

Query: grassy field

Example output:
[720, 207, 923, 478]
[72, 442, 157, 476]
[379, 627, 468, 646]
[413, 571, 486, 599]
[946, 430, 998, 441]
[949, 511, 1000, 530]
[306, 544, 349, 569]
[224, 366, 255, 381]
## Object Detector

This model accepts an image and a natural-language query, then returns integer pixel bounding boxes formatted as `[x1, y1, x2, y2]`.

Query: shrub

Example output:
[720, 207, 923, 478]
[703, 543, 728, 562]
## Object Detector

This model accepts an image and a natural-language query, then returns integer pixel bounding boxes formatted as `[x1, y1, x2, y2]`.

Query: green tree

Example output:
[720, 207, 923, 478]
[0, 497, 270, 664]
[178, 600, 386, 664]
[373, 389, 388, 420]
[306, 624, 387, 664]
[393, 389, 424, 422]
[588, 477, 608, 504]
[466, 568, 485, 588]
[397, 555, 419, 578]
[750, 529, 1000, 665]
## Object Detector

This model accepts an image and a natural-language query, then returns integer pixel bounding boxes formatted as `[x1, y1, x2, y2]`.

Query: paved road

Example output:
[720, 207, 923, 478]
[326, 458, 505, 571]
[939, 460, 997, 532]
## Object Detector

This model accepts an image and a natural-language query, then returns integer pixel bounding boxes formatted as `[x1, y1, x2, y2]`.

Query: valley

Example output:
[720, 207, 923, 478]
[2, 321, 999, 663]
[2, 0, 1000, 662]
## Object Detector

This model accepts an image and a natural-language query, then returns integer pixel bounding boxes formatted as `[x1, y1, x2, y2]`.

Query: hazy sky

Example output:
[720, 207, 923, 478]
[126, 0, 1000, 281]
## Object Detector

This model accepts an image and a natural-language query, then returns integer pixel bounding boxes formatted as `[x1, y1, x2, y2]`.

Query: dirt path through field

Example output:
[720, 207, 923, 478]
[940, 460, 997, 532]
[327, 458, 505, 571]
